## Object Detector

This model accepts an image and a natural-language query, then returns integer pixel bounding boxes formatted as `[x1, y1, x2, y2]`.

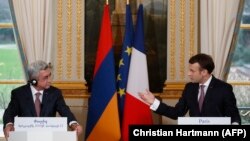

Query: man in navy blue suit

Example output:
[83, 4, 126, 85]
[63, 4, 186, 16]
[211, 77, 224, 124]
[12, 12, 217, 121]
[139, 53, 241, 124]
[3, 60, 83, 138]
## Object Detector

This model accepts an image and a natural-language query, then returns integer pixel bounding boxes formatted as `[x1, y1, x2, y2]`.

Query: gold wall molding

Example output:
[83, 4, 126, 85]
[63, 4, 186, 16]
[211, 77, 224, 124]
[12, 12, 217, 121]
[166, 0, 198, 91]
[179, 0, 186, 79]
[227, 82, 250, 85]
[54, 0, 85, 82]
[241, 24, 250, 29]
[153, 92, 182, 99]
[0, 81, 25, 84]
[164, 82, 186, 90]
[0, 81, 88, 98]
[56, 0, 63, 79]
[61, 89, 89, 98]
[76, 0, 83, 79]
[52, 81, 88, 98]
[0, 23, 13, 28]
[160, 91, 182, 99]
[66, 0, 73, 79]
[161, 82, 186, 99]
[189, 0, 196, 56]
[169, 0, 177, 80]
[52, 81, 87, 89]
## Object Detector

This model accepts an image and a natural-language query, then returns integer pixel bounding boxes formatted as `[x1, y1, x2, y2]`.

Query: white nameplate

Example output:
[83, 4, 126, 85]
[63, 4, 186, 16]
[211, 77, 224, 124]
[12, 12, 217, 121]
[178, 117, 231, 125]
[14, 117, 67, 131]
[8, 131, 76, 141]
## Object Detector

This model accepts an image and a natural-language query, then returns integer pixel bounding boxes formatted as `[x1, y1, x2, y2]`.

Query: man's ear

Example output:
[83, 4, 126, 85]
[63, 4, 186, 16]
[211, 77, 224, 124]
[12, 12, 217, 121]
[201, 69, 208, 75]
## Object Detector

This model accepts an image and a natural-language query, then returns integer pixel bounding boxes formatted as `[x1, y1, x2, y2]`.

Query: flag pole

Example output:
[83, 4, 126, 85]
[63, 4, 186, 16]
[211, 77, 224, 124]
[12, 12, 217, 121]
[106, 0, 108, 5]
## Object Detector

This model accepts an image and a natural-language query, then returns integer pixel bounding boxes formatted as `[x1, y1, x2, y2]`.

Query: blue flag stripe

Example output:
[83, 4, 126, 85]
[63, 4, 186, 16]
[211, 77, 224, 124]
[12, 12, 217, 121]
[134, 4, 145, 53]
[85, 49, 116, 138]
[117, 4, 134, 121]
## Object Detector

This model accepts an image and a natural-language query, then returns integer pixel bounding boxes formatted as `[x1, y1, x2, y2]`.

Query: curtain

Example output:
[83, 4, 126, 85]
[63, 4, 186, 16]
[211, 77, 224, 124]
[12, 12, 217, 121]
[10, 0, 53, 64]
[200, 0, 240, 79]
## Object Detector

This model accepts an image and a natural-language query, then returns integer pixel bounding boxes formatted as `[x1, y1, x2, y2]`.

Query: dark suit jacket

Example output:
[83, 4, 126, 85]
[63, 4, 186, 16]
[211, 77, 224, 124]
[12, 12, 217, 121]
[3, 84, 77, 128]
[156, 76, 241, 124]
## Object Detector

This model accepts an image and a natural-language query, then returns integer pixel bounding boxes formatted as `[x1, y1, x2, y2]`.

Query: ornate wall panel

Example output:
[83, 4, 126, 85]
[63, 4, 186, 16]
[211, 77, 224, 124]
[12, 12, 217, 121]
[52, 0, 87, 96]
[164, 0, 198, 95]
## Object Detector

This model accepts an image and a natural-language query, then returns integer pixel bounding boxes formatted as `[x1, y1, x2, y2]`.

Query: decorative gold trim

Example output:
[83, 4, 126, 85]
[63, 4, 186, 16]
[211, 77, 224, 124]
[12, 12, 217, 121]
[0, 23, 13, 28]
[169, 0, 176, 80]
[60, 89, 89, 98]
[64, 94, 89, 99]
[52, 81, 87, 89]
[227, 82, 250, 85]
[164, 82, 186, 90]
[153, 93, 182, 99]
[76, 0, 83, 79]
[0, 81, 25, 84]
[0, 81, 88, 88]
[240, 24, 250, 29]
[67, 105, 88, 108]
[57, 0, 63, 79]
[189, 0, 195, 57]
[66, 0, 73, 79]
[1, 81, 249, 87]
[179, 0, 186, 79]
[160, 92, 182, 99]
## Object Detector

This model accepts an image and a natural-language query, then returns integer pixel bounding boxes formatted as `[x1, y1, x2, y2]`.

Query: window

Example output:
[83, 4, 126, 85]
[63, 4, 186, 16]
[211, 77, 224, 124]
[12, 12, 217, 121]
[227, 0, 250, 124]
[0, 0, 25, 136]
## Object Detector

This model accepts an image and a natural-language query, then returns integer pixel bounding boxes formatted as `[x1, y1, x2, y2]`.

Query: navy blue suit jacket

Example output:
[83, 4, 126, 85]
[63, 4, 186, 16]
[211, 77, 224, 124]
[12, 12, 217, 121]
[3, 84, 77, 127]
[156, 76, 241, 124]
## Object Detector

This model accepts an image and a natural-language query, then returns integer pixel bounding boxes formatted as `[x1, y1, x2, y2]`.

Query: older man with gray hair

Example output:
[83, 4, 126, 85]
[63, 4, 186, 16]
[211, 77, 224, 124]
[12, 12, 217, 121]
[3, 60, 82, 139]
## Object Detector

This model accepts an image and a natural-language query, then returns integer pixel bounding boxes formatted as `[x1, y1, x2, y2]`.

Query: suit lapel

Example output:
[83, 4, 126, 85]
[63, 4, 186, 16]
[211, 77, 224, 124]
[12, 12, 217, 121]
[41, 89, 50, 116]
[24, 85, 37, 116]
[193, 84, 201, 113]
[202, 76, 216, 111]
[205, 76, 216, 99]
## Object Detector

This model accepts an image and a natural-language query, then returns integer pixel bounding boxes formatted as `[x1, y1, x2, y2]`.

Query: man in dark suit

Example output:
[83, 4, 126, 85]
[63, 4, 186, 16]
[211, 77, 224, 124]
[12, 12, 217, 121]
[3, 60, 83, 138]
[139, 53, 241, 124]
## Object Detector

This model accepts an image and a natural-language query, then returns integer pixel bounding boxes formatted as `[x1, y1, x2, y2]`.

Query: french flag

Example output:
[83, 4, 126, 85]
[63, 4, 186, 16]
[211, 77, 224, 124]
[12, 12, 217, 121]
[121, 4, 153, 141]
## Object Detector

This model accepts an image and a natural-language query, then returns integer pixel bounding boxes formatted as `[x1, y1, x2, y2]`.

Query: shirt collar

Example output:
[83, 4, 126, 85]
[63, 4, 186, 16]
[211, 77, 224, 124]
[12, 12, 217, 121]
[30, 85, 44, 95]
[200, 75, 212, 87]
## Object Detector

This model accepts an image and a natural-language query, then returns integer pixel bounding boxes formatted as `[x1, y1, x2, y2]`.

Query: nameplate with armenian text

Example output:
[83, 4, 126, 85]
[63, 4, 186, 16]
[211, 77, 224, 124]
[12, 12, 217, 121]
[14, 117, 67, 131]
